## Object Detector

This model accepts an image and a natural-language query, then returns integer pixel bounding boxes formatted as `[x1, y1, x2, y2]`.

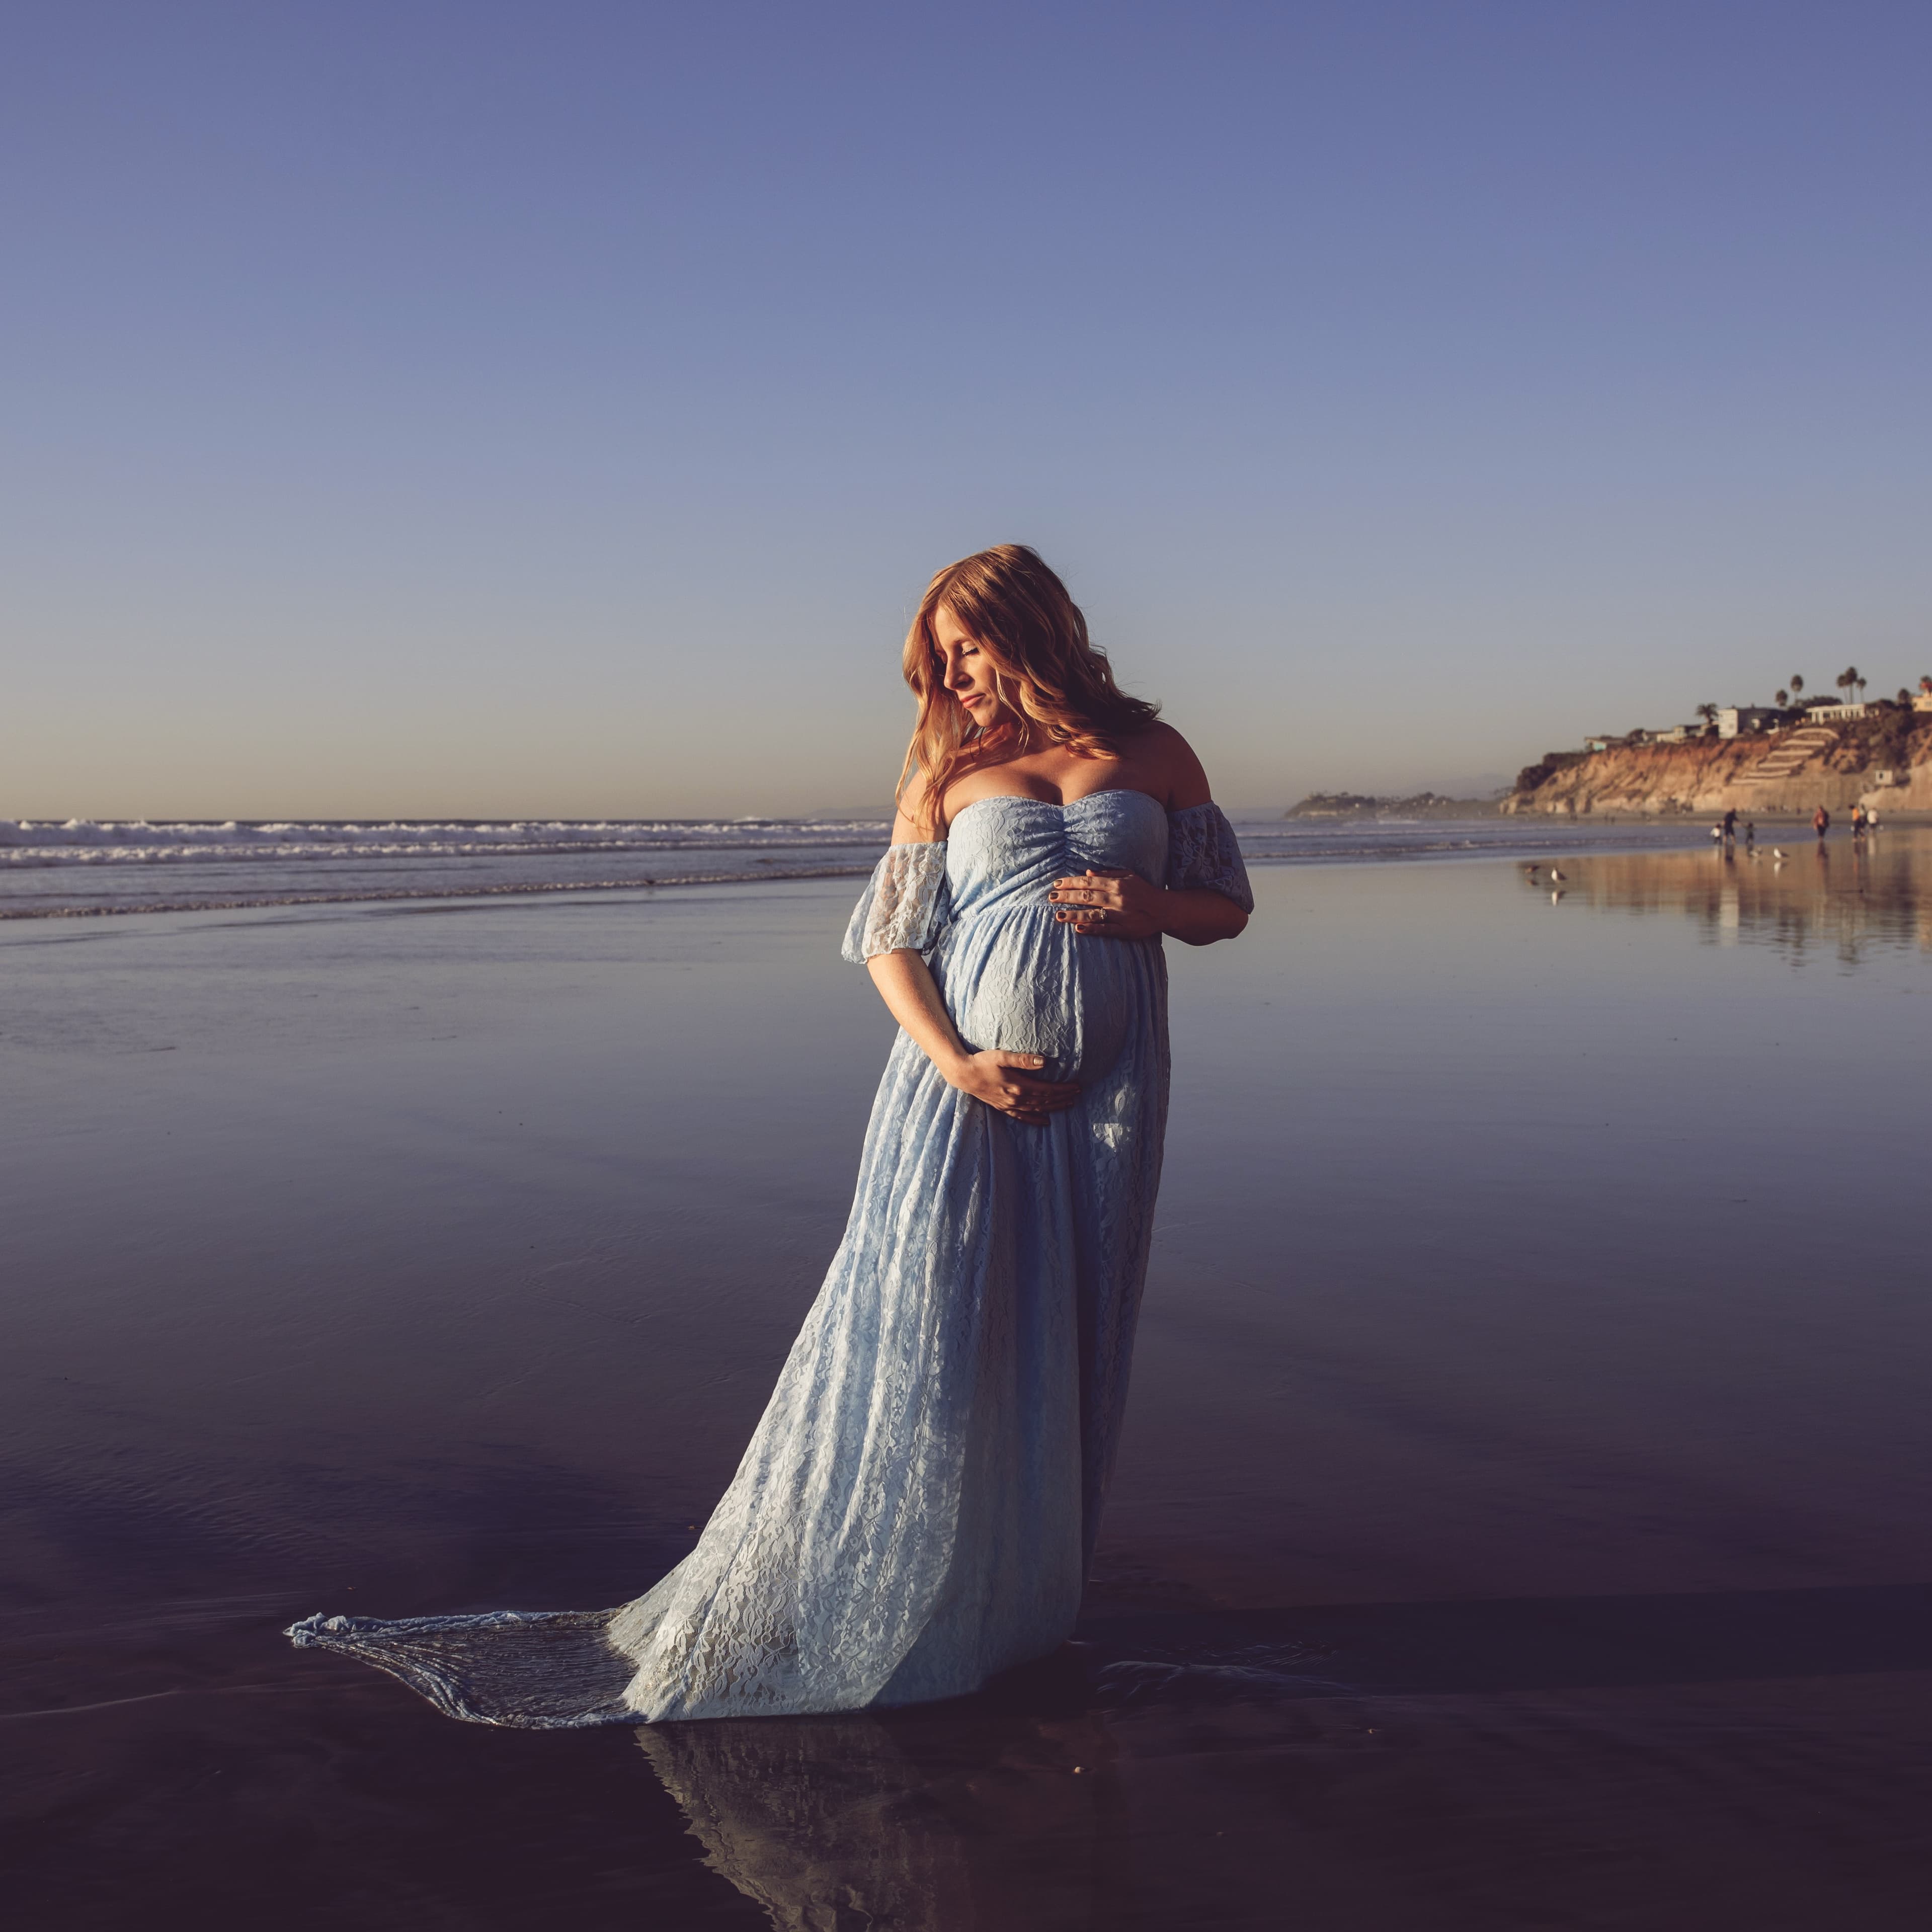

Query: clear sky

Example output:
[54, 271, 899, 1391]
[5, 2, 1928, 818]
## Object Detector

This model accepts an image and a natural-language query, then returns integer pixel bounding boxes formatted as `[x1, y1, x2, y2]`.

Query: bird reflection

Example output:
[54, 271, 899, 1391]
[636, 1694, 1125, 1931]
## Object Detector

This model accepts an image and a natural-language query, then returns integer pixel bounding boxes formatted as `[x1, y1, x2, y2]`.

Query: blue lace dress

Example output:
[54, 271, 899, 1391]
[288, 794, 1251, 1724]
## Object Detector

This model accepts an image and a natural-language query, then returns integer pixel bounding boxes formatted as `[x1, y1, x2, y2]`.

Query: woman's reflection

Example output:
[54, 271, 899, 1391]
[636, 1700, 1125, 1931]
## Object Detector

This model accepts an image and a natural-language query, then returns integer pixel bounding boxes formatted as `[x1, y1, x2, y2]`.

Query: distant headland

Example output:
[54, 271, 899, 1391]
[1284, 791, 1501, 821]
[1504, 671, 1932, 818]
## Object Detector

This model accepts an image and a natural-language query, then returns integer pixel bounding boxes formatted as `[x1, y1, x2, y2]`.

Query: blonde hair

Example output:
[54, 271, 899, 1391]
[898, 545, 1159, 836]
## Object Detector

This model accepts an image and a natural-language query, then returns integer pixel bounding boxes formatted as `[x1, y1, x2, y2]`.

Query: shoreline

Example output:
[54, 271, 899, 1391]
[0, 866, 881, 922]
[7, 818, 1922, 922]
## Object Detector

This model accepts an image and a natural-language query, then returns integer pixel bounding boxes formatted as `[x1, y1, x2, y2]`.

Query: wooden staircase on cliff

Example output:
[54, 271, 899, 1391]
[1734, 726, 1838, 789]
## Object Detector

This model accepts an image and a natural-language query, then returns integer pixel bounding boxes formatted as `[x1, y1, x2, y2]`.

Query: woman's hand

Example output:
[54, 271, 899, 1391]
[866, 951, 1079, 1123]
[1049, 868, 1166, 939]
[942, 1050, 1082, 1125]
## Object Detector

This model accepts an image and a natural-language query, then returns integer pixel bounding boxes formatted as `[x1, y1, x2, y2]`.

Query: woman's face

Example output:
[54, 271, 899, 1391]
[932, 604, 1001, 728]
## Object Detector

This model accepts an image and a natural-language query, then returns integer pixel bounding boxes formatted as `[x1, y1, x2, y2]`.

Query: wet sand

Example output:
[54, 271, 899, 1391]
[5, 840, 1930, 1927]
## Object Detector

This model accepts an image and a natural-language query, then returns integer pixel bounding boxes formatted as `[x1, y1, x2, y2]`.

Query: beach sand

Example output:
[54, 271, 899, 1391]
[5, 843, 1930, 1928]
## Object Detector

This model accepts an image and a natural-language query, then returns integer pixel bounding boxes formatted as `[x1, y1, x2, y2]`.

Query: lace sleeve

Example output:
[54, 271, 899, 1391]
[1165, 803, 1254, 914]
[841, 843, 951, 962]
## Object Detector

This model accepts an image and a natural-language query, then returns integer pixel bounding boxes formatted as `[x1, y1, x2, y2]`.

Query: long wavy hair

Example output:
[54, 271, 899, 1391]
[898, 544, 1159, 835]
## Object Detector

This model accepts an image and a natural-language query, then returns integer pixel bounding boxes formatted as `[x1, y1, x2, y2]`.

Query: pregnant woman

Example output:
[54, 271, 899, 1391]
[289, 544, 1251, 1724]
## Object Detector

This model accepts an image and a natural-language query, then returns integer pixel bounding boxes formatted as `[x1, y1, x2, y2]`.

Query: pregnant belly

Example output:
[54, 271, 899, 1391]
[944, 914, 1139, 1086]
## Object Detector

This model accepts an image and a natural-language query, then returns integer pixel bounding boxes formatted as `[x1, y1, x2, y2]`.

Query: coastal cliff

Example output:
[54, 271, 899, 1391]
[1505, 715, 1932, 817]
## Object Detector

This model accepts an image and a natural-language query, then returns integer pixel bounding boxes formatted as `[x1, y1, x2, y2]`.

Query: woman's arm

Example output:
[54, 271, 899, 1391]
[1168, 888, 1249, 944]
[890, 768, 941, 846]
[865, 950, 1082, 1124]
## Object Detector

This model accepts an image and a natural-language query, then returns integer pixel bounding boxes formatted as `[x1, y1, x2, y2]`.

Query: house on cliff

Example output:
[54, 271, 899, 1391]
[1717, 706, 1777, 738]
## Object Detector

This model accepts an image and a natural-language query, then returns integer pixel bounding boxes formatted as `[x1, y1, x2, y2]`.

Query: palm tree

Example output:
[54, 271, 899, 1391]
[1696, 702, 1718, 729]
[1790, 673, 1805, 697]
[1856, 672, 1868, 702]
[1837, 665, 1861, 702]
[1776, 688, 1790, 707]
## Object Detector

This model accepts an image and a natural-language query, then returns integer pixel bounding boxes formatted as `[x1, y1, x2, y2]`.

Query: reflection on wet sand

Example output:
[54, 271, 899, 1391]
[636, 1668, 1125, 1931]
[1524, 826, 1932, 963]
[635, 1592, 1932, 1931]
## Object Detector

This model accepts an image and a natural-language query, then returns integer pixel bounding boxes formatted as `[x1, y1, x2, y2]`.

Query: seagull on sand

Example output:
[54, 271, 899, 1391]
[1771, 848, 1785, 860]
[1548, 867, 1567, 884]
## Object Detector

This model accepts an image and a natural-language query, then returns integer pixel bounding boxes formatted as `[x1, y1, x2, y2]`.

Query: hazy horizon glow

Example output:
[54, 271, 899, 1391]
[5, 3, 1929, 818]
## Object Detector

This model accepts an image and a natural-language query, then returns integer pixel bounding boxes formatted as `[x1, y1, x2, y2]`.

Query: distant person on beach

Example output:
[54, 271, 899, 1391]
[1851, 803, 1867, 838]
[1745, 820, 1756, 850]
[289, 543, 1253, 1726]
[1814, 806, 1831, 840]
[1722, 808, 1738, 844]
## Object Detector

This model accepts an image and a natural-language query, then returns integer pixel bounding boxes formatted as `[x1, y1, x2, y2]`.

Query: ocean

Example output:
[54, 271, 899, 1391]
[2, 813, 1741, 918]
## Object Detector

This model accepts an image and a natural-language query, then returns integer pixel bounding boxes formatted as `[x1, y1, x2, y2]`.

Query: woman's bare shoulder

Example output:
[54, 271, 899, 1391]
[1128, 721, 1213, 811]
[891, 767, 943, 845]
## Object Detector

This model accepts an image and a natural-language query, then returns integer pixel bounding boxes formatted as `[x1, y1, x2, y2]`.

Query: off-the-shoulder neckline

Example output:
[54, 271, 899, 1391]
[945, 787, 1172, 831]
